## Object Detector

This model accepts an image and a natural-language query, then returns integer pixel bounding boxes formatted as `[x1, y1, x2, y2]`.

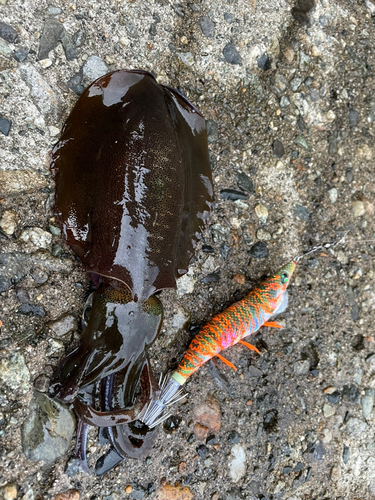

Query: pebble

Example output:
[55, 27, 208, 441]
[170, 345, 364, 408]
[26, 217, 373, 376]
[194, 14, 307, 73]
[349, 109, 359, 127]
[309, 88, 319, 101]
[330, 466, 341, 481]
[354, 144, 373, 160]
[365, 0, 375, 15]
[294, 135, 308, 149]
[18, 303, 46, 317]
[178, 461, 187, 474]
[248, 241, 269, 259]
[0, 22, 18, 43]
[19, 63, 65, 124]
[82, 55, 108, 85]
[130, 486, 146, 499]
[47, 6, 62, 15]
[293, 359, 310, 375]
[154, 483, 193, 500]
[199, 16, 215, 38]
[0, 210, 18, 235]
[0, 352, 30, 394]
[126, 486, 133, 494]
[193, 422, 209, 441]
[67, 74, 85, 95]
[176, 268, 195, 297]
[34, 374, 50, 393]
[20, 227, 52, 249]
[328, 188, 338, 203]
[273, 139, 284, 158]
[342, 445, 350, 464]
[220, 189, 247, 201]
[274, 74, 288, 92]
[1, 484, 17, 500]
[196, 444, 208, 459]
[235, 171, 254, 193]
[344, 417, 367, 437]
[346, 286, 359, 322]
[227, 430, 240, 444]
[0, 116, 12, 136]
[176, 52, 194, 66]
[294, 204, 309, 222]
[193, 395, 221, 438]
[39, 58, 53, 68]
[21, 391, 75, 465]
[224, 12, 234, 23]
[206, 120, 218, 142]
[202, 271, 220, 284]
[290, 76, 303, 91]
[232, 273, 245, 284]
[327, 391, 340, 404]
[13, 48, 27, 62]
[323, 403, 336, 418]
[257, 53, 270, 71]
[255, 204, 268, 223]
[52, 243, 64, 257]
[311, 46, 321, 57]
[248, 365, 262, 378]
[280, 95, 290, 107]
[51, 491, 80, 500]
[0, 38, 13, 58]
[362, 388, 374, 419]
[48, 126, 60, 137]
[256, 228, 271, 240]
[37, 18, 76, 61]
[48, 314, 78, 338]
[223, 44, 241, 65]
[351, 200, 365, 217]
[229, 444, 246, 482]
[342, 385, 360, 404]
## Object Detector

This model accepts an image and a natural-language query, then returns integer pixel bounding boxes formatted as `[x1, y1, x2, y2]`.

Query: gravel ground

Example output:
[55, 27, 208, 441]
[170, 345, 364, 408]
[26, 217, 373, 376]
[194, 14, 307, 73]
[1, 0, 375, 499]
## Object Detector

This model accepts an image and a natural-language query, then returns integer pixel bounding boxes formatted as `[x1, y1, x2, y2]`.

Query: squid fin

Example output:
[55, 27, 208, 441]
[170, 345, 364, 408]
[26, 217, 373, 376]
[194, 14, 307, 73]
[263, 321, 283, 329]
[238, 340, 260, 354]
[216, 353, 237, 371]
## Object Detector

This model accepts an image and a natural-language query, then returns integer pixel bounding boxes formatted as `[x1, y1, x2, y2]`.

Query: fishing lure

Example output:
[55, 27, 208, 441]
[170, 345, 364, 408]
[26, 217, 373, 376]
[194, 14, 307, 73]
[142, 235, 348, 427]
[142, 258, 297, 427]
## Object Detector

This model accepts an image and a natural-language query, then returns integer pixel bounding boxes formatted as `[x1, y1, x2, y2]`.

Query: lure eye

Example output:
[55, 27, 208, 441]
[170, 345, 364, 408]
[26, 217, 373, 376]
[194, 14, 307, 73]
[280, 273, 288, 284]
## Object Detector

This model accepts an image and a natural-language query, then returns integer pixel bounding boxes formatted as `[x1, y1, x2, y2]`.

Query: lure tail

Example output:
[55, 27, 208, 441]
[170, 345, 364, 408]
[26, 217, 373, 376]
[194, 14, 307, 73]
[141, 373, 186, 427]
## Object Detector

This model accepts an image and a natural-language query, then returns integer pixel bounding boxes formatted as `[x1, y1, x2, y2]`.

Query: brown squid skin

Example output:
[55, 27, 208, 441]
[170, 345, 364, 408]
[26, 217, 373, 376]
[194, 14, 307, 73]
[49, 69, 213, 468]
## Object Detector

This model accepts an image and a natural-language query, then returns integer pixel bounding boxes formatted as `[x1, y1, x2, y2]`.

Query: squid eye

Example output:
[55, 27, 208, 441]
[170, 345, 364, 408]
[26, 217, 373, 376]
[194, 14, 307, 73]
[281, 273, 288, 284]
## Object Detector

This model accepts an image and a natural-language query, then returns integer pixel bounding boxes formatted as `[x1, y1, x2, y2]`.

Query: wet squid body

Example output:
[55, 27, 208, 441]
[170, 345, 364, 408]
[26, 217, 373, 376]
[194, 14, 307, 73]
[142, 260, 297, 427]
[49, 69, 213, 474]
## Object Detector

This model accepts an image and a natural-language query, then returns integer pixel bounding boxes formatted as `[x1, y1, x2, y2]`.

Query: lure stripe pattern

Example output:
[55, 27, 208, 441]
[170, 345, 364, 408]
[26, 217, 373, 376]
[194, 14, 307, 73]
[175, 261, 296, 381]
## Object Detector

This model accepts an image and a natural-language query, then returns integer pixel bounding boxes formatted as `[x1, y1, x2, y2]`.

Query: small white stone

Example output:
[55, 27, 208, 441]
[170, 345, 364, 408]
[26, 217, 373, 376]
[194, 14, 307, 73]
[323, 403, 336, 418]
[328, 188, 338, 203]
[326, 110, 336, 122]
[255, 204, 268, 223]
[311, 46, 321, 57]
[48, 126, 60, 136]
[177, 270, 195, 296]
[20, 227, 52, 249]
[365, 0, 375, 15]
[0, 210, 19, 235]
[119, 36, 130, 47]
[177, 52, 194, 66]
[39, 58, 53, 68]
[229, 444, 247, 482]
[354, 144, 373, 160]
[351, 200, 365, 217]
[256, 228, 271, 240]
